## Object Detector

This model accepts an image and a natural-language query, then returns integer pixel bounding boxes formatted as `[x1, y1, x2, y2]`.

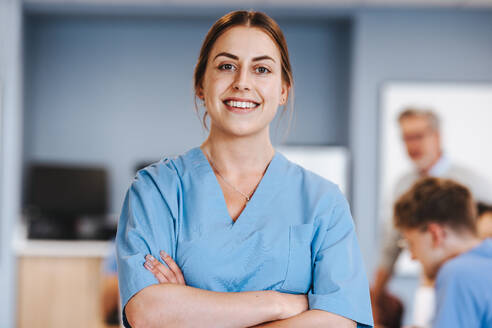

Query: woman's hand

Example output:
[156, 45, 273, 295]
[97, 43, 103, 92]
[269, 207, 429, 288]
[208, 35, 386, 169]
[144, 251, 186, 285]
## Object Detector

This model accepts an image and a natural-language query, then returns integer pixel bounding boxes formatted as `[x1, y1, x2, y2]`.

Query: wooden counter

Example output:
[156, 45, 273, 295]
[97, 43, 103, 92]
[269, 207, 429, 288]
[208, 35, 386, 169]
[15, 239, 116, 328]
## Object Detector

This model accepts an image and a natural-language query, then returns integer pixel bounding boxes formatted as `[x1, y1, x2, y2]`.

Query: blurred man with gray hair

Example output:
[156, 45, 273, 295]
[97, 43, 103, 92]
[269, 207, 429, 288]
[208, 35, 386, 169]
[371, 108, 492, 327]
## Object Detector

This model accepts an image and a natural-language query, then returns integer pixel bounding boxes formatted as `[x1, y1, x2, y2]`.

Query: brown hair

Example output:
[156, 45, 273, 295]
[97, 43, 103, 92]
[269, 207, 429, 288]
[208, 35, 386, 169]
[398, 108, 440, 131]
[193, 10, 294, 131]
[394, 177, 477, 234]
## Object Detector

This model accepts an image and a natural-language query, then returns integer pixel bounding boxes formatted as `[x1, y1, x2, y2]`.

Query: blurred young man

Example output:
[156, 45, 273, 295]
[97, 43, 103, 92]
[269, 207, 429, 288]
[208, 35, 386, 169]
[394, 177, 492, 328]
[371, 109, 492, 326]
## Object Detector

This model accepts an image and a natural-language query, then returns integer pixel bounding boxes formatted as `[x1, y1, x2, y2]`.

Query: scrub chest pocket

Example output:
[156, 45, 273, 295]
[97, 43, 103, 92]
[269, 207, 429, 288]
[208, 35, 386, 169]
[280, 223, 313, 294]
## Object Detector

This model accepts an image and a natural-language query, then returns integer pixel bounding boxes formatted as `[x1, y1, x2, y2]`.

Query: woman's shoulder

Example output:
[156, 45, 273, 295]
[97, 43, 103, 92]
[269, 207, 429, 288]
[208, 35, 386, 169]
[134, 157, 179, 184]
[278, 152, 344, 200]
[131, 147, 202, 192]
[276, 153, 349, 225]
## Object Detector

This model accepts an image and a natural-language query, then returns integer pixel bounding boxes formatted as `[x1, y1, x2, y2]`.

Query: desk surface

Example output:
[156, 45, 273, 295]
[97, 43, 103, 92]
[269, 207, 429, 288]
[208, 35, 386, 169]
[14, 221, 113, 257]
[14, 238, 113, 257]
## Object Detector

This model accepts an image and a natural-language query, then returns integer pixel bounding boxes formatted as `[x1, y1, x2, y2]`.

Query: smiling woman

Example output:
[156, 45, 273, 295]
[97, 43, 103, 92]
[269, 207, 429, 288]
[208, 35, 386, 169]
[116, 10, 373, 328]
[193, 11, 293, 133]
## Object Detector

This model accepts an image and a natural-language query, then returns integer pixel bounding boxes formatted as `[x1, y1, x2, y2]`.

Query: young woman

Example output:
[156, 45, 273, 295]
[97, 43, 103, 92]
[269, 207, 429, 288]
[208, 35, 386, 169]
[116, 10, 373, 328]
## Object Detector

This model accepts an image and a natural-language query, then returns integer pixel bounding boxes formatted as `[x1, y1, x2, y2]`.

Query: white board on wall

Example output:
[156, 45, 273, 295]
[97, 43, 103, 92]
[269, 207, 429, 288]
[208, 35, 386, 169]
[380, 82, 492, 275]
[277, 146, 349, 197]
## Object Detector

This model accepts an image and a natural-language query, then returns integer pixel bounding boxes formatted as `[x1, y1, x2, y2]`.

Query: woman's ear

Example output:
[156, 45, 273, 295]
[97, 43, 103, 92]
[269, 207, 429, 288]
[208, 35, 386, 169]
[280, 83, 290, 106]
[196, 84, 205, 100]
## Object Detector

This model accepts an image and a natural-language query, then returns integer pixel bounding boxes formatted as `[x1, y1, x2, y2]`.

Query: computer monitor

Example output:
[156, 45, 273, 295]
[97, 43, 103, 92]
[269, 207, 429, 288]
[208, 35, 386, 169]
[24, 164, 108, 239]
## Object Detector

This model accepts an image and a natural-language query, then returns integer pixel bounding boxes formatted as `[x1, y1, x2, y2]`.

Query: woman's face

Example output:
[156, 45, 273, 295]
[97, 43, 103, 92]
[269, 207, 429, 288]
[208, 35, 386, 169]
[198, 26, 288, 138]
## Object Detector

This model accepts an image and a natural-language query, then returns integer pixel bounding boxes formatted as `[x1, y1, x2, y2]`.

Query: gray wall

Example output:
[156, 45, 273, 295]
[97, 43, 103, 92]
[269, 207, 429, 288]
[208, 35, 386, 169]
[350, 9, 492, 323]
[0, 1, 23, 327]
[23, 15, 351, 216]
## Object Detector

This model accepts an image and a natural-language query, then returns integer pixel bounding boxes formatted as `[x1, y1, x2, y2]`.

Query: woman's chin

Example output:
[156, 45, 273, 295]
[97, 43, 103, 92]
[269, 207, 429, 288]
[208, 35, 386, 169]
[220, 123, 268, 139]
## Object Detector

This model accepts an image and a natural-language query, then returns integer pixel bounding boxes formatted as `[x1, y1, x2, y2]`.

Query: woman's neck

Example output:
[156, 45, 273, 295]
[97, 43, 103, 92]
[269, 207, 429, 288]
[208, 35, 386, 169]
[200, 129, 275, 178]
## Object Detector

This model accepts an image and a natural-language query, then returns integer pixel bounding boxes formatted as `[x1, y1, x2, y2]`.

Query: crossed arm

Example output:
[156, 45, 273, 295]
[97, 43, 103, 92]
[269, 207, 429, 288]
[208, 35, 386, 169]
[125, 252, 356, 328]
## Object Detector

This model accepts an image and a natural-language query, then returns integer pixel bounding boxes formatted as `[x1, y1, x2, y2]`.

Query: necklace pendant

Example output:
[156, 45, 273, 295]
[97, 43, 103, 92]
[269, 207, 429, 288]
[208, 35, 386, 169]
[207, 151, 253, 204]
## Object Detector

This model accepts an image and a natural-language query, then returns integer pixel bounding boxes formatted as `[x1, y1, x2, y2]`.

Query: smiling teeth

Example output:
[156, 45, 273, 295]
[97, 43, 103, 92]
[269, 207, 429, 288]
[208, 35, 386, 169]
[226, 100, 257, 109]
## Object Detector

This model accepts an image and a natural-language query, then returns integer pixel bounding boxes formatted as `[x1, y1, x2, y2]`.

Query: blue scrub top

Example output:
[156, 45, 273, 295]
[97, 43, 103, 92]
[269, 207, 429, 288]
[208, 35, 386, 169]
[116, 147, 373, 327]
[433, 239, 492, 328]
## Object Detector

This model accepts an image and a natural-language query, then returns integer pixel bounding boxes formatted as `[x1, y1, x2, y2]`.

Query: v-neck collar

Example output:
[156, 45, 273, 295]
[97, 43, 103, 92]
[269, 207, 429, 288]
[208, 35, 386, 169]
[187, 146, 283, 227]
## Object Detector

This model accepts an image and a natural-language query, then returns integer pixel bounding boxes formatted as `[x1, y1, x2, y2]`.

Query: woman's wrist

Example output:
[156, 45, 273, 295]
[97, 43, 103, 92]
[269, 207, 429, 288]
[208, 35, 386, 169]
[272, 291, 309, 320]
[269, 291, 285, 320]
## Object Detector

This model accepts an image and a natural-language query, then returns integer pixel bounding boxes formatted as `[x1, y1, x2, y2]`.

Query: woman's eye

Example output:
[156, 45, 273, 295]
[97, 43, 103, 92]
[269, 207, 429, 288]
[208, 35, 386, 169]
[218, 63, 235, 71]
[255, 66, 271, 74]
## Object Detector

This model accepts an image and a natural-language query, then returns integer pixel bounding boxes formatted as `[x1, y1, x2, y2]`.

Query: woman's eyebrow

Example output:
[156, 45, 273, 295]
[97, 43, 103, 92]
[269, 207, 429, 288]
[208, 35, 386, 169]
[213, 52, 276, 63]
[213, 52, 238, 61]
[252, 55, 275, 63]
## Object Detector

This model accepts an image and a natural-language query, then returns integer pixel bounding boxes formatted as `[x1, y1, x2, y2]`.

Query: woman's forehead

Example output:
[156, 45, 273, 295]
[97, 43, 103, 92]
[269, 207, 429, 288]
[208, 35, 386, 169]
[209, 26, 281, 61]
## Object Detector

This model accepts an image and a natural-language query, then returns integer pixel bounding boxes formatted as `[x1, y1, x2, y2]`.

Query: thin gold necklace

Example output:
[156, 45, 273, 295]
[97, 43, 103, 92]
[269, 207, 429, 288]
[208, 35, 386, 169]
[207, 155, 252, 202]
[205, 151, 273, 203]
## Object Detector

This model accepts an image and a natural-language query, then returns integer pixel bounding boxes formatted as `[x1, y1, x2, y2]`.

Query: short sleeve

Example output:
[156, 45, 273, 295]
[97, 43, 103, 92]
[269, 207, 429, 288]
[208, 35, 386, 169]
[308, 193, 374, 327]
[115, 165, 180, 325]
[433, 264, 480, 328]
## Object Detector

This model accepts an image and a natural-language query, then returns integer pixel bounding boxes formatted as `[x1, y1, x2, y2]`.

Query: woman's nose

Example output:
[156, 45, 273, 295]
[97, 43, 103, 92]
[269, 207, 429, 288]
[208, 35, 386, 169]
[233, 68, 251, 91]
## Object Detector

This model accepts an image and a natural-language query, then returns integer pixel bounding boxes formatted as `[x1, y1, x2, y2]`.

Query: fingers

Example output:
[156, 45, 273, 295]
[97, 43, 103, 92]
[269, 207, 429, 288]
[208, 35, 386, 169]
[144, 254, 177, 284]
[159, 251, 186, 285]
[143, 252, 186, 285]
[144, 255, 169, 283]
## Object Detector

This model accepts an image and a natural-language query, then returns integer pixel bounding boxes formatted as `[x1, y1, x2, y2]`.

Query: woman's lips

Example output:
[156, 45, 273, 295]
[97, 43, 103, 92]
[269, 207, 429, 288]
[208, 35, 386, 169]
[223, 99, 260, 114]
